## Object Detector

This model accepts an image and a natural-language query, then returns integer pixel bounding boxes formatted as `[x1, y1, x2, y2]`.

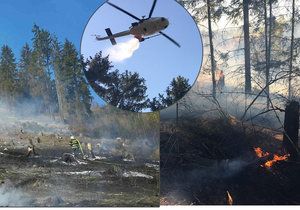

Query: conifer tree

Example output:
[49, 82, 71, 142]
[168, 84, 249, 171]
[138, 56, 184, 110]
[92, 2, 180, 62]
[60, 40, 92, 122]
[0, 45, 18, 106]
[86, 52, 149, 112]
[150, 76, 191, 111]
[18, 43, 32, 99]
[31, 25, 57, 114]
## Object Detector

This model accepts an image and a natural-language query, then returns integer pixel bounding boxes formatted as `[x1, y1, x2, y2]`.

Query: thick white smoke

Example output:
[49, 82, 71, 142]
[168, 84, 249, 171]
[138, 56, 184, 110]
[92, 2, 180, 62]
[0, 181, 31, 206]
[105, 38, 140, 62]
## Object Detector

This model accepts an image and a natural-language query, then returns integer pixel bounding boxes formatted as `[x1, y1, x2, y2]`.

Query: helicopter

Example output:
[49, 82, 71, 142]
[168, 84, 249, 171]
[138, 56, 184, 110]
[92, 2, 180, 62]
[95, 0, 181, 47]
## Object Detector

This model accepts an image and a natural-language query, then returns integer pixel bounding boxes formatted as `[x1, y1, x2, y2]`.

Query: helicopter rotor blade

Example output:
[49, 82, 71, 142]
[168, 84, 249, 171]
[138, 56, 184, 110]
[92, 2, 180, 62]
[148, 0, 157, 18]
[107, 1, 141, 21]
[159, 31, 181, 48]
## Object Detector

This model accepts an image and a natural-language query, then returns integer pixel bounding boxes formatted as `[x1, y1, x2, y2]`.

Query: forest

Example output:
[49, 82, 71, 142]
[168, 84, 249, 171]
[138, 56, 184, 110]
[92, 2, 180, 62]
[84, 52, 192, 112]
[0, 25, 91, 123]
[0, 25, 160, 206]
[160, 0, 300, 205]
[0, 24, 192, 116]
[0, 24, 161, 138]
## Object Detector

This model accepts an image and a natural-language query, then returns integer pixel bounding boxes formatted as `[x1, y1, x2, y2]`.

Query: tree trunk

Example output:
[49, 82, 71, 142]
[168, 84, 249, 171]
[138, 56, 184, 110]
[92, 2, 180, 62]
[288, 0, 296, 99]
[176, 102, 179, 125]
[283, 101, 299, 160]
[207, 0, 217, 99]
[264, 0, 269, 108]
[53, 63, 66, 121]
[243, 0, 251, 93]
[266, 0, 273, 109]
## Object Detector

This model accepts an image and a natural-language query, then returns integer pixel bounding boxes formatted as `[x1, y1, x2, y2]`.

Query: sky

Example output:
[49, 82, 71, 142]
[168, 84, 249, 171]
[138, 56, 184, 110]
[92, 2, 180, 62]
[81, 0, 203, 106]
[0, 0, 107, 105]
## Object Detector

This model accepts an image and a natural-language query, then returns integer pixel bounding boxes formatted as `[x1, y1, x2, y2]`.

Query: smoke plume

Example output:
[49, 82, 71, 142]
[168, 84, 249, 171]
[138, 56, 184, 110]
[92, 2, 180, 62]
[0, 181, 32, 206]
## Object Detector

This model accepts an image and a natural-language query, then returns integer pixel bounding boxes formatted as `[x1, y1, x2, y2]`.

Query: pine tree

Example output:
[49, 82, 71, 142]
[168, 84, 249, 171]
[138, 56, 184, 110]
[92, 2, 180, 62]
[243, 0, 252, 93]
[52, 37, 68, 120]
[149, 94, 166, 111]
[85, 52, 114, 95]
[179, 0, 225, 99]
[149, 76, 191, 111]
[31, 25, 58, 114]
[288, 0, 296, 99]
[225, 0, 269, 94]
[86, 53, 148, 112]
[164, 76, 191, 106]
[59, 40, 92, 122]
[74, 55, 92, 122]
[18, 43, 32, 99]
[207, 0, 217, 99]
[0, 45, 18, 106]
[117, 70, 149, 112]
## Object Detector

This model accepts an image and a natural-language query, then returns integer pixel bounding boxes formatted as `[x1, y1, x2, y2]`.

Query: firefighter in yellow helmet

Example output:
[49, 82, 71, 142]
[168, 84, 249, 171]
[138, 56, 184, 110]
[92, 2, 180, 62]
[69, 136, 84, 158]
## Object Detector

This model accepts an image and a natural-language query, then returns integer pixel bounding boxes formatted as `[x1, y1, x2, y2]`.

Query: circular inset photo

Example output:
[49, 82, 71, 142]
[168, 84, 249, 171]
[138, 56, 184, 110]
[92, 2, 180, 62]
[81, 0, 203, 113]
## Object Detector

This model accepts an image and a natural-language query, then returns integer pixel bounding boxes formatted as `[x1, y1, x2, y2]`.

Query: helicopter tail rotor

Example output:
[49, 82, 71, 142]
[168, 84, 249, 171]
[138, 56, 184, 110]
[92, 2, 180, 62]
[105, 28, 117, 45]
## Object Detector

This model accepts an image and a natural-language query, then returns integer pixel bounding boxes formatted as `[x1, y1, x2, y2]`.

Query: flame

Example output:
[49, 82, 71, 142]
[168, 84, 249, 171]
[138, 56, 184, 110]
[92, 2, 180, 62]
[264, 154, 290, 169]
[226, 191, 233, 205]
[254, 147, 270, 158]
[254, 147, 289, 169]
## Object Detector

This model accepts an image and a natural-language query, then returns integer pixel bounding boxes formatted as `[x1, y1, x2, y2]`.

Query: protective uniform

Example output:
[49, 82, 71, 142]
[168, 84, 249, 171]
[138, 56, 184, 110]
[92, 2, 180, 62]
[69, 136, 84, 157]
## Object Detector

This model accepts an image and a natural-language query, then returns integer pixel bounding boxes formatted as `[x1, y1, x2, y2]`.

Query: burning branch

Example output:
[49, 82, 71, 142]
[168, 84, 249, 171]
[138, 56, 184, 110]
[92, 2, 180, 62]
[226, 191, 233, 205]
[253, 147, 290, 169]
[254, 147, 270, 158]
[264, 154, 290, 169]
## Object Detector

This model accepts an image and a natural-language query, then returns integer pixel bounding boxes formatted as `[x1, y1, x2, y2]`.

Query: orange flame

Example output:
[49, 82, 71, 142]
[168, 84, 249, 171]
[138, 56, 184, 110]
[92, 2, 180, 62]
[264, 154, 290, 169]
[254, 147, 289, 169]
[254, 147, 269, 158]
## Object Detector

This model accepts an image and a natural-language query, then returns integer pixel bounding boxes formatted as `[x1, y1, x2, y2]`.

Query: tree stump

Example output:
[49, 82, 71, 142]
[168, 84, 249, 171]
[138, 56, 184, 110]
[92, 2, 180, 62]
[62, 153, 77, 163]
[283, 101, 299, 160]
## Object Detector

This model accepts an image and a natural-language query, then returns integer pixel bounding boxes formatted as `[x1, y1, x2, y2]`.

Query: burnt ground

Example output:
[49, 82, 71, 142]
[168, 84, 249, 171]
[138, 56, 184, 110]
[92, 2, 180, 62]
[0, 130, 159, 207]
[160, 118, 300, 205]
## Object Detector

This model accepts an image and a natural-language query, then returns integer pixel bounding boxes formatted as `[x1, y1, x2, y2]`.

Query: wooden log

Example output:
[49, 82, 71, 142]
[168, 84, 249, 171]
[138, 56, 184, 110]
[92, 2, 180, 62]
[283, 101, 299, 160]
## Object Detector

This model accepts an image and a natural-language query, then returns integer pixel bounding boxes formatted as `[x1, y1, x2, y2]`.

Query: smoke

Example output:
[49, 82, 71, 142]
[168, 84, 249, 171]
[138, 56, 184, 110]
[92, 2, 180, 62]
[0, 181, 32, 206]
[105, 38, 140, 62]
[295, 23, 300, 38]
[161, 158, 249, 204]
[161, 79, 287, 129]
[0, 100, 70, 135]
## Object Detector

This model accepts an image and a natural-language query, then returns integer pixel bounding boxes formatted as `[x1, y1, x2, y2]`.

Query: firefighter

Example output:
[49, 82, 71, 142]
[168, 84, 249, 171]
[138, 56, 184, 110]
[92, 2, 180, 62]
[26, 146, 34, 157]
[87, 143, 96, 158]
[26, 138, 37, 157]
[69, 136, 84, 158]
[116, 137, 126, 158]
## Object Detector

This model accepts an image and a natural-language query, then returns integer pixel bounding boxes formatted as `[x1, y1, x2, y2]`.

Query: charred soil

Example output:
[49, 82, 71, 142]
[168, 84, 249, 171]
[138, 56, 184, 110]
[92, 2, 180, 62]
[0, 130, 159, 207]
[160, 117, 300, 205]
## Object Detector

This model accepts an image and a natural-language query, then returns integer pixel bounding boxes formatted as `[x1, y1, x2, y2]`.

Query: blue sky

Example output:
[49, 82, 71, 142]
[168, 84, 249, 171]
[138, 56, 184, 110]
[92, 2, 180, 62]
[0, 0, 107, 105]
[81, 0, 203, 106]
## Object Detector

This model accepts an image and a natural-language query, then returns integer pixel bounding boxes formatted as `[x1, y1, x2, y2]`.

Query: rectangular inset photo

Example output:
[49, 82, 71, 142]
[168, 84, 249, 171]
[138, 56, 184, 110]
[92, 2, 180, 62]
[0, 0, 159, 207]
[160, 0, 300, 205]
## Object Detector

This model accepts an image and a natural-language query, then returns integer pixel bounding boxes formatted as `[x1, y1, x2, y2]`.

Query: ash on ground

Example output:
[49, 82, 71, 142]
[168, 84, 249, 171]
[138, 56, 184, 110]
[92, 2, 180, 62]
[0, 120, 159, 207]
